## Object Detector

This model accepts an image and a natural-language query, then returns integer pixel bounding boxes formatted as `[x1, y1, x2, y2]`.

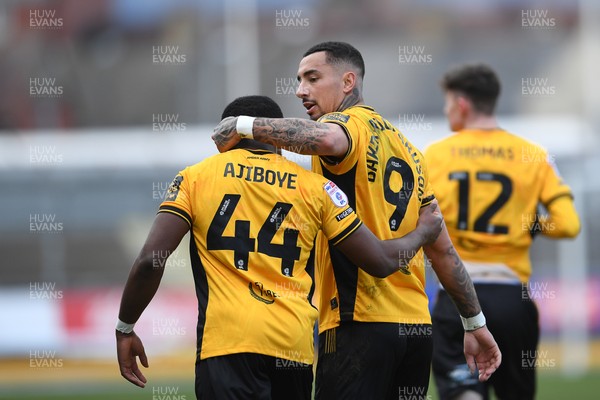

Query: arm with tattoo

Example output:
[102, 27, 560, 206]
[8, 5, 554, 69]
[422, 202, 501, 380]
[422, 210, 481, 317]
[212, 116, 349, 156]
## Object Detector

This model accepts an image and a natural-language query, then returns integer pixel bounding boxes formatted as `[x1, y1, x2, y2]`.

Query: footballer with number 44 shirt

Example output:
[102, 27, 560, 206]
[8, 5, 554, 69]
[116, 95, 443, 400]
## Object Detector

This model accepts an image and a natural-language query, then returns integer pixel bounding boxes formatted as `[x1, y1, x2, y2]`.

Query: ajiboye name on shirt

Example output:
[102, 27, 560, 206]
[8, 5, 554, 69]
[223, 162, 298, 189]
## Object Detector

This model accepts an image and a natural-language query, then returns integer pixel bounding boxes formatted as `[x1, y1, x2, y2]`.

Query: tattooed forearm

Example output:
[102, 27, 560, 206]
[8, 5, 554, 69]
[444, 246, 481, 317]
[212, 116, 239, 151]
[253, 118, 334, 155]
[336, 87, 363, 113]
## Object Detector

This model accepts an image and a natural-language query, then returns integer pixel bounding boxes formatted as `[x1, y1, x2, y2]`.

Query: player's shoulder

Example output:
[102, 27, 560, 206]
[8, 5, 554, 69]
[501, 130, 547, 152]
[318, 105, 375, 124]
[182, 152, 221, 173]
[423, 132, 458, 155]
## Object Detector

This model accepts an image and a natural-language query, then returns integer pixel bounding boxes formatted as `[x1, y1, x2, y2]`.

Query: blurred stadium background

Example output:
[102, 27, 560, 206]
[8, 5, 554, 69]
[1, 0, 599, 398]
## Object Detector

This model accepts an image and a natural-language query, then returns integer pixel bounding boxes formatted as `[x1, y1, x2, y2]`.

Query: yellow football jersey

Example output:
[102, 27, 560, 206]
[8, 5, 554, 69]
[313, 105, 435, 332]
[158, 149, 362, 363]
[425, 129, 575, 282]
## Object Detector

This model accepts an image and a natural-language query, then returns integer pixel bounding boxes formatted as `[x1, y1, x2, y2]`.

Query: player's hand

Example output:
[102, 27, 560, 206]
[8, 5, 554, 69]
[416, 202, 443, 245]
[463, 326, 502, 382]
[116, 330, 149, 388]
[212, 116, 240, 153]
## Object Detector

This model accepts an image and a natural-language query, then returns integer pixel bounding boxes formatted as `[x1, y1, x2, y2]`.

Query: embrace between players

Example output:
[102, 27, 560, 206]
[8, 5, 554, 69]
[116, 42, 580, 400]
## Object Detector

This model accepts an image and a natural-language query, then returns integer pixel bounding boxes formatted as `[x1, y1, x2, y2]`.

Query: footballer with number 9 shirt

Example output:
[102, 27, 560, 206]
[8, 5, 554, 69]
[425, 64, 580, 400]
[212, 42, 502, 400]
[116, 95, 443, 400]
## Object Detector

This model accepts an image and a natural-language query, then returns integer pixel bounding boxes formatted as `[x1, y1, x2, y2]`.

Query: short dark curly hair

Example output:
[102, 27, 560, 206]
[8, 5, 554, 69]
[441, 64, 500, 115]
[221, 95, 283, 120]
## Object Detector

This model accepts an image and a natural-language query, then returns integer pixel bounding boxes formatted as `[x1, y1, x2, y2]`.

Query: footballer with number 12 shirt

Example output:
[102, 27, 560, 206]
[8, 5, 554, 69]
[426, 64, 580, 400]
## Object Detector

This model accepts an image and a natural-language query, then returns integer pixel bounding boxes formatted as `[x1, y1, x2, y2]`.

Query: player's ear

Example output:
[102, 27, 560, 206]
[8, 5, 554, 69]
[457, 95, 471, 114]
[341, 71, 357, 94]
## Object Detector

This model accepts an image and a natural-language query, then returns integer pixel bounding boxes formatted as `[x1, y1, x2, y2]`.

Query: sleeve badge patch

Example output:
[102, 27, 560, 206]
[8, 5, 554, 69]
[323, 180, 349, 208]
[166, 174, 183, 201]
[318, 112, 350, 124]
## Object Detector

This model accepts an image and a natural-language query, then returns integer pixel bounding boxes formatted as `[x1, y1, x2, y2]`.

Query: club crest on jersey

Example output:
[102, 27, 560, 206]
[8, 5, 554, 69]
[323, 180, 348, 208]
[166, 174, 183, 201]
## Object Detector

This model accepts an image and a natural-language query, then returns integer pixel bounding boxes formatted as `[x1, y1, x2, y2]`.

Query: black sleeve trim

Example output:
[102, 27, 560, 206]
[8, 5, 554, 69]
[420, 194, 436, 207]
[544, 192, 573, 208]
[158, 205, 192, 227]
[330, 218, 362, 246]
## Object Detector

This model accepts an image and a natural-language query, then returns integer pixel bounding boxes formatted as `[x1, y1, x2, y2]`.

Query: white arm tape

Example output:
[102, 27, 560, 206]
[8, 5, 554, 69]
[461, 311, 486, 331]
[236, 116, 256, 140]
[116, 319, 135, 334]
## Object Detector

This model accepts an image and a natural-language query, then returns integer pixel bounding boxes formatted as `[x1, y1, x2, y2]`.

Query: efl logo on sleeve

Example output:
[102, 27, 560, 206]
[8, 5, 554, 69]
[324, 181, 348, 208]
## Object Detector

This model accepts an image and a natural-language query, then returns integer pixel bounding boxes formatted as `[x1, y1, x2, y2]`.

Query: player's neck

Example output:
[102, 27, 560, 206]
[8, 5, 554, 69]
[463, 114, 498, 130]
[336, 88, 364, 112]
[235, 140, 277, 153]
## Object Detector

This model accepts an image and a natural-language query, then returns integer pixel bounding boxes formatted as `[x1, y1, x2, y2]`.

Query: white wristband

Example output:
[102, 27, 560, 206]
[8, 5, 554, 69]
[460, 311, 486, 331]
[116, 319, 135, 334]
[236, 116, 256, 140]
